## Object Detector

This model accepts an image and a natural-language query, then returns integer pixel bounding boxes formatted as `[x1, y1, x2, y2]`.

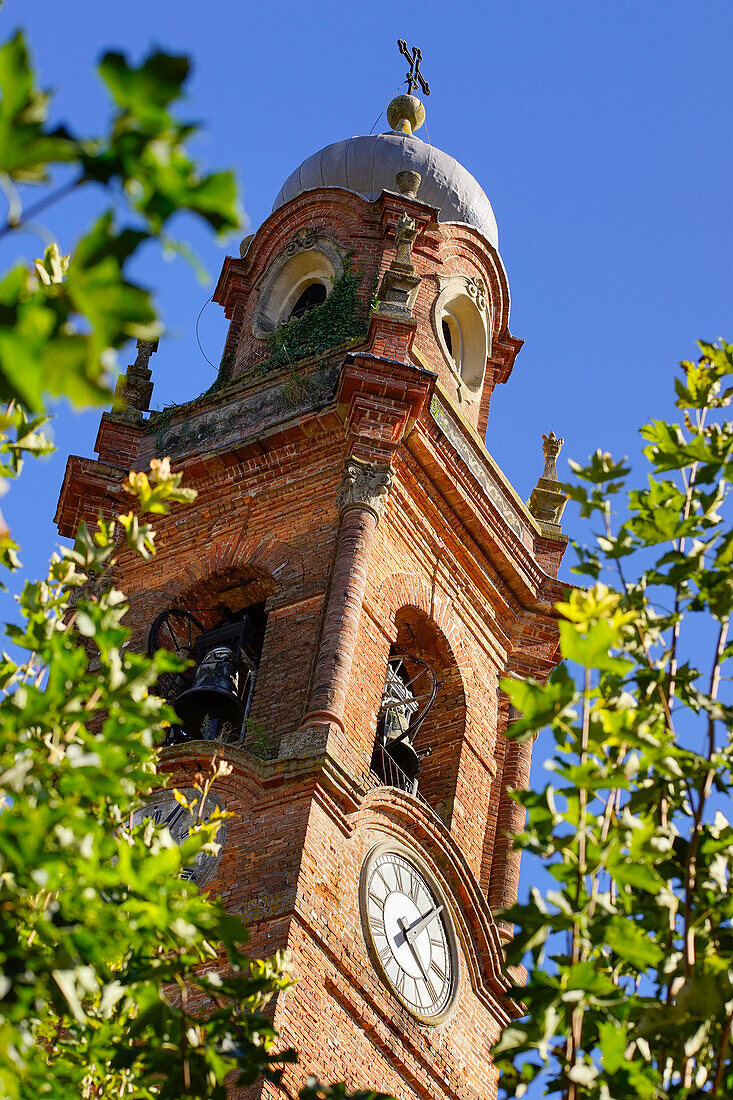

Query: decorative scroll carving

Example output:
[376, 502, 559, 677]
[286, 226, 319, 253]
[435, 274, 490, 320]
[336, 455, 394, 521]
[528, 431, 567, 532]
[429, 396, 523, 539]
[465, 276, 487, 313]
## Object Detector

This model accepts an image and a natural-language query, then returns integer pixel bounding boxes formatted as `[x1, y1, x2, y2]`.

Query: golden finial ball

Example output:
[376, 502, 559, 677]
[387, 94, 425, 135]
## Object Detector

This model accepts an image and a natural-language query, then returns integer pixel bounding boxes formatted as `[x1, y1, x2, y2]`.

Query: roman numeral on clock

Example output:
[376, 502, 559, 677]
[430, 958, 447, 983]
[423, 974, 439, 1003]
[377, 943, 392, 966]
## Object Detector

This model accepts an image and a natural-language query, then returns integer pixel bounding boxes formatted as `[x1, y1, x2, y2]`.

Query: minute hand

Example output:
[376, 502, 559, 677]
[404, 905, 443, 945]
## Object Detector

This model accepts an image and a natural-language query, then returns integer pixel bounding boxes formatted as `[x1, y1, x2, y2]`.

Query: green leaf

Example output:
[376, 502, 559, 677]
[0, 31, 75, 182]
[558, 618, 633, 673]
[605, 916, 663, 969]
[503, 664, 578, 742]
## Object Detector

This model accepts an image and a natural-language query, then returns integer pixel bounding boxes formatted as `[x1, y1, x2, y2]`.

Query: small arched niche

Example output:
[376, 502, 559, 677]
[252, 232, 345, 338]
[433, 275, 491, 394]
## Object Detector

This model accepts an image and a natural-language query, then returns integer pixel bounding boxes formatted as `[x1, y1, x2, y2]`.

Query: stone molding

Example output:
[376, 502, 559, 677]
[429, 395, 524, 540]
[335, 455, 393, 521]
[251, 229, 345, 339]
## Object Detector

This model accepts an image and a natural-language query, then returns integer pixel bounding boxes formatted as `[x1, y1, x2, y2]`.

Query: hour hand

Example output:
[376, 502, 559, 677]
[404, 905, 443, 945]
[397, 916, 430, 980]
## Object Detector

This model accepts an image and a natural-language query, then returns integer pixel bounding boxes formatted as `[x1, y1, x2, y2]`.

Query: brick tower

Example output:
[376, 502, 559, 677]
[56, 83, 567, 1099]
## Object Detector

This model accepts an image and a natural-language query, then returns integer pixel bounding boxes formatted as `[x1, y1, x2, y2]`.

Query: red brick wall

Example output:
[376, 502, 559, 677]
[56, 182, 567, 1098]
[215, 189, 516, 436]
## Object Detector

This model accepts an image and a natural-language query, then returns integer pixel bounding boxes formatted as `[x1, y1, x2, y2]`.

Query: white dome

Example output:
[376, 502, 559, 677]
[272, 131, 498, 249]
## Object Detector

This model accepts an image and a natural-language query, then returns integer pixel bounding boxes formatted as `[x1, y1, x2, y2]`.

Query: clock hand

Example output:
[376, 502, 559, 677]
[404, 905, 443, 945]
[397, 916, 431, 981]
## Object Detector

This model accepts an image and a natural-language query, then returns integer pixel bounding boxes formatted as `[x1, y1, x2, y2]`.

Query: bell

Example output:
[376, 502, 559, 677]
[384, 737, 420, 786]
[175, 646, 244, 738]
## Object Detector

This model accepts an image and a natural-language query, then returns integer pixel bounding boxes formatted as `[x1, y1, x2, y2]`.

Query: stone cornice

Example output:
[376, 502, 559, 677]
[406, 422, 565, 613]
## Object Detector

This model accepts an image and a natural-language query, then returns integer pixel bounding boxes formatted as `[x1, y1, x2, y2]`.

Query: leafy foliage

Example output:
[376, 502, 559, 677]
[0, 32, 241, 412]
[258, 259, 373, 375]
[0, 456, 296, 1098]
[0, 29, 394, 1100]
[494, 340, 733, 1099]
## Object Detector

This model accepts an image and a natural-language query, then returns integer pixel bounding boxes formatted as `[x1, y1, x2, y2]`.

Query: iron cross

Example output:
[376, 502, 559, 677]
[397, 40, 431, 97]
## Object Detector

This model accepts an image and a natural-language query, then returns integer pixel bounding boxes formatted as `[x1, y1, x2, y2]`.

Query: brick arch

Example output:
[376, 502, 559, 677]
[246, 189, 372, 281]
[436, 227, 511, 343]
[375, 571, 472, 673]
[153, 531, 304, 609]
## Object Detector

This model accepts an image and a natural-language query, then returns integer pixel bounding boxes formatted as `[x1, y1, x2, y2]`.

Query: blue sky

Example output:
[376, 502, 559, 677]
[4, 0, 731, 597]
[1, 0, 732, 1082]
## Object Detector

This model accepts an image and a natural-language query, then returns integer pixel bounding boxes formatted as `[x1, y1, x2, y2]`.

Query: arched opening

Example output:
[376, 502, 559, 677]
[370, 607, 466, 821]
[147, 566, 275, 746]
[252, 238, 343, 339]
[371, 650, 437, 796]
[434, 280, 490, 393]
[441, 316, 457, 362]
[289, 280, 327, 320]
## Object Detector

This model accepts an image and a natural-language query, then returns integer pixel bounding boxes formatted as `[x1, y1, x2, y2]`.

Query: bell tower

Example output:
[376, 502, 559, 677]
[56, 66, 568, 1099]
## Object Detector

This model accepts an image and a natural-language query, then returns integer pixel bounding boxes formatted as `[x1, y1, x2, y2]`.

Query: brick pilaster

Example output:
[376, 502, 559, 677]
[301, 504, 379, 731]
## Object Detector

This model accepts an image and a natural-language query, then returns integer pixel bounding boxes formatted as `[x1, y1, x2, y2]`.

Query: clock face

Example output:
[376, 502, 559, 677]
[131, 789, 227, 886]
[360, 846, 457, 1022]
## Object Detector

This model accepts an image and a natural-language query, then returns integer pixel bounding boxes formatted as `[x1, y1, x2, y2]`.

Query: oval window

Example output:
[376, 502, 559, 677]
[434, 282, 489, 393]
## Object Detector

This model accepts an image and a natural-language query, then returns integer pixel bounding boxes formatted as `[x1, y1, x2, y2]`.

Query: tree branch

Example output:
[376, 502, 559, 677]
[0, 173, 83, 243]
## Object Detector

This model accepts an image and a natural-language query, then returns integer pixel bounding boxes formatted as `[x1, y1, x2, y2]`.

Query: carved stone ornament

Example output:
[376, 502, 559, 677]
[396, 170, 421, 199]
[112, 338, 158, 422]
[435, 274, 490, 319]
[377, 213, 421, 319]
[394, 213, 418, 270]
[465, 276, 487, 313]
[528, 430, 568, 532]
[540, 430, 563, 481]
[286, 226, 319, 253]
[336, 456, 394, 521]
